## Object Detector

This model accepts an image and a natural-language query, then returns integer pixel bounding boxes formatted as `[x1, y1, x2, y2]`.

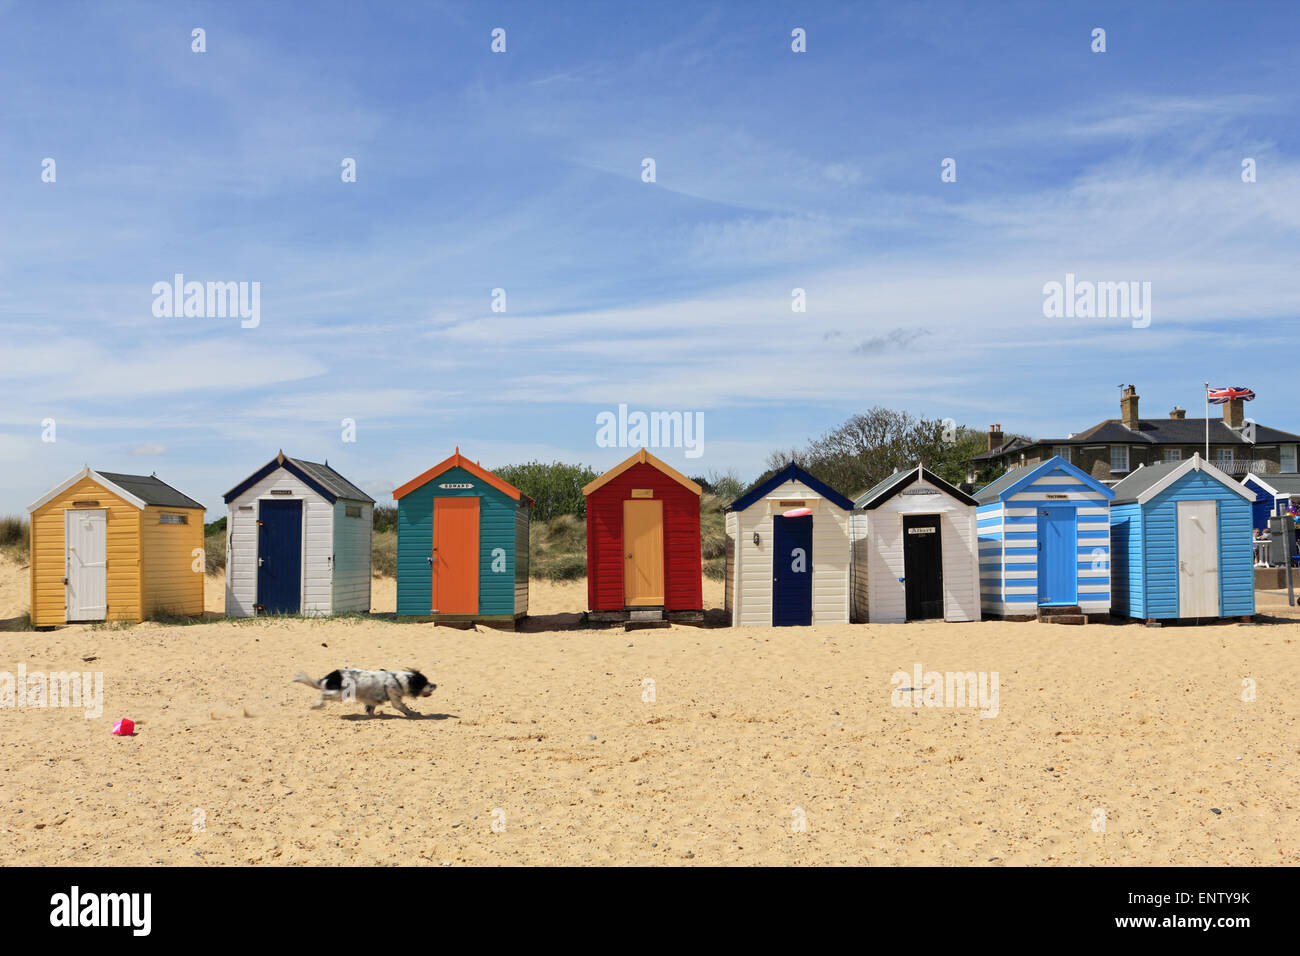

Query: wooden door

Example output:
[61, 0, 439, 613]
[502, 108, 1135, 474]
[1177, 499, 1220, 617]
[903, 514, 943, 619]
[622, 499, 664, 605]
[65, 509, 107, 622]
[434, 497, 479, 614]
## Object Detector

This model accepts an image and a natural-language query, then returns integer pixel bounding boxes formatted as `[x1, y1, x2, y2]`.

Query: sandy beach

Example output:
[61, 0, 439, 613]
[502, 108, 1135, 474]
[2, 555, 1298, 866]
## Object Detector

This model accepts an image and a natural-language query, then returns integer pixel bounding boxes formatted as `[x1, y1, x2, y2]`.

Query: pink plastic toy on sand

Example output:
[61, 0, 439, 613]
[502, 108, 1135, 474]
[111, 718, 135, 736]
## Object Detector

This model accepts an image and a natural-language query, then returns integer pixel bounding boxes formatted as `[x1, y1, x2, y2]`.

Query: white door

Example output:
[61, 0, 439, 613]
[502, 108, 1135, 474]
[1177, 500, 1219, 617]
[65, 509, 107, 622]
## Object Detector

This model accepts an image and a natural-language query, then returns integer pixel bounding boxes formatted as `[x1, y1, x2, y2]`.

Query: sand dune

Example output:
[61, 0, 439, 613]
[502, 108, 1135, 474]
[2, 558, 1298, 866]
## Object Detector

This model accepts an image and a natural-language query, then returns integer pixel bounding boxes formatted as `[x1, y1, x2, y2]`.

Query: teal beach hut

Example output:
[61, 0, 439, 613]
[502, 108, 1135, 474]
[392, 448, 532, 625]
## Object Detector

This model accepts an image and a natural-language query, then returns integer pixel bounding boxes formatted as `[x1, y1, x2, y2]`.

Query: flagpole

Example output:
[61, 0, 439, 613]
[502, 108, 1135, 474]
[1204, 382, 1210, 461]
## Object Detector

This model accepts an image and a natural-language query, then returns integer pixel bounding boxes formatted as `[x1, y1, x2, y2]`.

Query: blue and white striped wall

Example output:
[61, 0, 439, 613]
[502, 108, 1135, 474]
[976, 457, 1115, 616]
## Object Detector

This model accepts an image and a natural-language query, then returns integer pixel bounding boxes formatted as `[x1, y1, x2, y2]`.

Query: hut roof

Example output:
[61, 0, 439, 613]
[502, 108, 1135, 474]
[392, 448, 530, 504]
[582, 448, 701, 497]
[855, 464, 976, 510]
[223, 451, 374, 504]
[28, 465, 203, 513]
[726, 462, 852, 512]
[1110, 454, 1255, 505]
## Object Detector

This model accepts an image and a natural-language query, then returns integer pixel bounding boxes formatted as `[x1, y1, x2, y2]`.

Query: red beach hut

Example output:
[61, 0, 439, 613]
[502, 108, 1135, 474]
[582, 449, 702, 622]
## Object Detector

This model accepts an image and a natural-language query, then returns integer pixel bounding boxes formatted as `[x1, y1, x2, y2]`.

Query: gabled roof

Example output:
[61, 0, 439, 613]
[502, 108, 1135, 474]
[855, 464, 977, 509]
[582, 448, 701, 498]
[1241, 472, 1300, 498]
[726, 462, 853, 513]
[98, 472, 205, 509]
[973, 455, 1115, 504]
[392, 448, 530, 503]
[1111, 454, 1255, 505]
[28, 465, 203, 513]
[224, 451, 375, 504]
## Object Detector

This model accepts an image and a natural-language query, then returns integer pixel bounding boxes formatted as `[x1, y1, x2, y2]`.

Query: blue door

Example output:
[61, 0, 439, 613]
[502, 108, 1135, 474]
[1037, 506, 1077, 606]
[257, 499, 302, 614]
[772, 514, 813, 626]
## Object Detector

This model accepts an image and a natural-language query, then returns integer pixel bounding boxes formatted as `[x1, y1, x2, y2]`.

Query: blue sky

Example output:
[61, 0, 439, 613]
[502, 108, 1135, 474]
[2, 0, 1298, 517]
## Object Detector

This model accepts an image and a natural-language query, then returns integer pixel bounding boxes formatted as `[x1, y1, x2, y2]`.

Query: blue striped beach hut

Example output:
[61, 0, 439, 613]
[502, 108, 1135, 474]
[974, 456, 1115, 618]
[1110, 455, 1255, 621]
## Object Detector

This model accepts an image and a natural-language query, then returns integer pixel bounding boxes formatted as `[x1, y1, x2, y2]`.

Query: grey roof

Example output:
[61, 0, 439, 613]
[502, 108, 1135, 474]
[1067, 418, 1300, 446]
[288, 457, 374, 503]
[98, 471, 204, 510]
[855, 470, 911, 507]
[972, 463, 1036, 504]
[977, 418, 1300, 461]
[970, 436, 1035, 462]
[1109, 461, 1185, 504]
[1246, 473, 1300, 496]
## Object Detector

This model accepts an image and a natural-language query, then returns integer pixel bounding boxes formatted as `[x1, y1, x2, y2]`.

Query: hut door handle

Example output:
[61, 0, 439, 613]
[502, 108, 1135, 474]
[258, 557, 264, 566]
[428, 555, 436, 565]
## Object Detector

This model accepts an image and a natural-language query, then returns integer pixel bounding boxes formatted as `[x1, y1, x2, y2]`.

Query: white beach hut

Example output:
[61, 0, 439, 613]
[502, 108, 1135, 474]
[222, 452, 374, 617]
[850, 464, 981, 623]
[723, 463, 855, 626]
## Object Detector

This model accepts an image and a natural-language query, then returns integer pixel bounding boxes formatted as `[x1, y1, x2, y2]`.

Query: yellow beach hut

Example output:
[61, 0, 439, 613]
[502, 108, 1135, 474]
[27, 466, 205, 626]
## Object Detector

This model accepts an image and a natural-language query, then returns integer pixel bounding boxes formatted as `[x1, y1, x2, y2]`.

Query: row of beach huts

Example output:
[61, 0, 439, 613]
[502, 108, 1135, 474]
[25, 446, 1278, 628]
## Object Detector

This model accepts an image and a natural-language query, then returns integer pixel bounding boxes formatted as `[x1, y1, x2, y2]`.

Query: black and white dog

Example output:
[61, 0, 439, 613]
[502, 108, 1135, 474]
[292, 668, 436, 717]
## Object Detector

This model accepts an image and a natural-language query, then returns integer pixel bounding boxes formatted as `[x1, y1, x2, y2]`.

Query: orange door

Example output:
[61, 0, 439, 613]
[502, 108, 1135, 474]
[623, 499, 664, 605]
[433, 497, 479, 614]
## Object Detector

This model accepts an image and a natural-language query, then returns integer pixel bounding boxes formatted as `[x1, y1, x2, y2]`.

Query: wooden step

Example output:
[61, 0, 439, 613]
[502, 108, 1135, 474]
[1038, 605, 1085, 625]
[625, 620, 671, 631]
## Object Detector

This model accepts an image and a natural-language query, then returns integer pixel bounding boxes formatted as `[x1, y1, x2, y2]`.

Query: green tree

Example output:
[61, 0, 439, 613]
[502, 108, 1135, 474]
[761, 407, 1019, 498]
[492, 460, 600, 521]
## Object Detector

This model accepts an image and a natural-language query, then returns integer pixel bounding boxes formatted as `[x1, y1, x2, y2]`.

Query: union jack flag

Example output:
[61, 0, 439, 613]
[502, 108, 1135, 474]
[1207, 385, 1256, 404]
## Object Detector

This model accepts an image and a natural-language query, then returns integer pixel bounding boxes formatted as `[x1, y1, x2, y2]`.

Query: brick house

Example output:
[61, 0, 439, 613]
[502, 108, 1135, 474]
[970, 386, 1300, 484]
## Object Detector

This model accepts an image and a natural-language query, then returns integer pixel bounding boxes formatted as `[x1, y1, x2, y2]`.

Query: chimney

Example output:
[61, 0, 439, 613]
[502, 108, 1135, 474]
[987, 424, 1003, 452]
[1169, 407, 1185, 420]
[1224, 398, 1245, 429]
[1121, 385, 1140, 430]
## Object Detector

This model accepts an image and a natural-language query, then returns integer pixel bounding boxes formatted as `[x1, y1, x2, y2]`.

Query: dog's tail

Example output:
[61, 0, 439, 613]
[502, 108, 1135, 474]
[292, 671, 321, 689]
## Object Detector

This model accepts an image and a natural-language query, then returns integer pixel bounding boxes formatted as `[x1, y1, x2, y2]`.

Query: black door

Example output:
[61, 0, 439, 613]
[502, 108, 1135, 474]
[903, 515, 943, 620]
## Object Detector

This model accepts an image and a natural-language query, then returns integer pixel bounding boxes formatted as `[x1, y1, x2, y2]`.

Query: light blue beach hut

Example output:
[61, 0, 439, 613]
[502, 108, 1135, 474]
[973, 456, 1115, 619]
[1109, 455, 1256, 621]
